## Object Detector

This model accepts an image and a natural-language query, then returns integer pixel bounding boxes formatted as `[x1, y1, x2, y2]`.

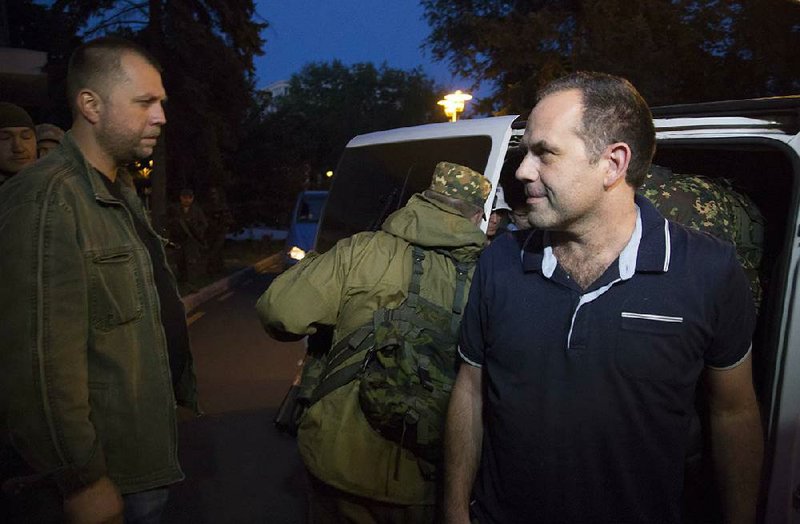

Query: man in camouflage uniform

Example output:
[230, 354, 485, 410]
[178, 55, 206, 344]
[639, 165, 765, 309]
[169, 188, 208, 284]
[205, 187, 235, 275]
[257, 162, 490, 524]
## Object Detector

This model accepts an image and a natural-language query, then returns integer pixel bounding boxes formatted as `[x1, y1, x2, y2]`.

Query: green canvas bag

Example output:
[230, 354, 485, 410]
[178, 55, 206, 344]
[310, 245, 472, 465]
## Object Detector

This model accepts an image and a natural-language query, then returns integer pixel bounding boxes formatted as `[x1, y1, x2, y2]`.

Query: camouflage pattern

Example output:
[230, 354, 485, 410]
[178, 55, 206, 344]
[310, 246, 471, 467]
[358, 291, 461, 466]
[638, 165, 765, 308]
[428, 161, 492, 209]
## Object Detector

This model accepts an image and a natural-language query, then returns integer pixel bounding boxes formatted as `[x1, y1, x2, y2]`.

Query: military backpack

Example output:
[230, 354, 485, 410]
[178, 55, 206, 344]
[309, 245, 472, 465]
[639, 165, 766, 309]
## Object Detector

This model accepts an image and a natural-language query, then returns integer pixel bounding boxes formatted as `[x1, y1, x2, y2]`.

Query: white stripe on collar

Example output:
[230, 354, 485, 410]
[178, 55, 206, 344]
[618, 206, 642, 280]
[542, 230, 557, 278]
[663, 218, 671, 272]
[540, 206, 642, 281]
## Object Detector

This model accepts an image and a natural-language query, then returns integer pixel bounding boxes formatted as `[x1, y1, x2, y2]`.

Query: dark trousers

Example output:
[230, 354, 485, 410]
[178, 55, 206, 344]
[307, 473, 436, 524]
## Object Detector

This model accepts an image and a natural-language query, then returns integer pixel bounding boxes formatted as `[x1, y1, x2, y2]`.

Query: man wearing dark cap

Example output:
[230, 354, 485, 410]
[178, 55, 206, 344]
[0, 102, 37, 186]
[0, 37, 197, 524]
[257, 162, 491, 523]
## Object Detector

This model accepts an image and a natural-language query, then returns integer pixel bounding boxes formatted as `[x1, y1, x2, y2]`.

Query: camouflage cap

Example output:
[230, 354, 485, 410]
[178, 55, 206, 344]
[428, 162, 491, 209]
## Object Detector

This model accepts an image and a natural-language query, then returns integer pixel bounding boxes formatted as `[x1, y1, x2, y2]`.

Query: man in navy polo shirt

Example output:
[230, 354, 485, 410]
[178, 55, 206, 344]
[443, 72, 763, 524]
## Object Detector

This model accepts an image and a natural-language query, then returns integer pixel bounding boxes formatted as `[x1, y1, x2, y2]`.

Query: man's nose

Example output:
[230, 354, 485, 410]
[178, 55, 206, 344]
[151, 104, 167, 126]
[515, 155, 540, 182]
[10, 135, 25, 152]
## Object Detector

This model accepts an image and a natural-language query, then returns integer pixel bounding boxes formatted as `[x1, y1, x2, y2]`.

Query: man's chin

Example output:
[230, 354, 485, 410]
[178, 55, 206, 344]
[133, 146, 154, 161]
[527, 211, 556, 230]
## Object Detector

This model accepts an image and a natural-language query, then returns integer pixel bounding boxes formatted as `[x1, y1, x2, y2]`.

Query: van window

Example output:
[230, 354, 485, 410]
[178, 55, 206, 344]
[317, 135, 493, 253]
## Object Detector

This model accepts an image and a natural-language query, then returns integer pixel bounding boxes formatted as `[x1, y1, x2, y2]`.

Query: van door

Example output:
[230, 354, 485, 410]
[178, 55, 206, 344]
[317, 116, 517, 252]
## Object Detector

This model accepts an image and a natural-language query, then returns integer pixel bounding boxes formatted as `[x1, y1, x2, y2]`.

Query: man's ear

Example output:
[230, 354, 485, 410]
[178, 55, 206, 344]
[603, 142, 632, 189]
[76, 89, 102, 125]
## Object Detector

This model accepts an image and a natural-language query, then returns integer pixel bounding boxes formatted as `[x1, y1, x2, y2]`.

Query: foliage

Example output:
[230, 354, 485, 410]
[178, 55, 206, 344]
[5, 0, 266, 213]
[229, 60, 443, 227]
[422, 0, 800, 113]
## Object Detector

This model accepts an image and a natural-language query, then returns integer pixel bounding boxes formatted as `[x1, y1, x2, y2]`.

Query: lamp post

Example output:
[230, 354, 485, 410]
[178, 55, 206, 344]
[437, 90, 472, 122]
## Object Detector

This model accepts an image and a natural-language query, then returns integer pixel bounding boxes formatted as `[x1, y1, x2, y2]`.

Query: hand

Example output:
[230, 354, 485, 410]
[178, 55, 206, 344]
[63, 476, 124, 524]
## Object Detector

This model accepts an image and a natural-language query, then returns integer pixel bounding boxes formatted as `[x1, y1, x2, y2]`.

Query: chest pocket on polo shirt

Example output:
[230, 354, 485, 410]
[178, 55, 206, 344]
[615, 303, 698, 385]
[88, 249, 145, 331]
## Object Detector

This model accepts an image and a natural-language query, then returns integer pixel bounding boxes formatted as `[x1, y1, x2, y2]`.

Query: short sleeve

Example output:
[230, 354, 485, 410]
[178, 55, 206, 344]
[705, 245, 757, 369]
[459, 254, 489, 368]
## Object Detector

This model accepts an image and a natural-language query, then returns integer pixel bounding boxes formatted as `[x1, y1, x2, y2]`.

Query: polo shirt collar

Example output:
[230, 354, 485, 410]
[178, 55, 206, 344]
[521, 193, 671, 275]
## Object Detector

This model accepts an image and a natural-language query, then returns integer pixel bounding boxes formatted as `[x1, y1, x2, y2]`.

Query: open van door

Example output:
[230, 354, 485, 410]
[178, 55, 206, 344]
[316, 116, 517, 253]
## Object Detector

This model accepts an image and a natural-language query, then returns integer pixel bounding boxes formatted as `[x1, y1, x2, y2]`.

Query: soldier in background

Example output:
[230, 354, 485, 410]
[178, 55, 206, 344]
[0, 102, 37, 187]
[486, 185, 512, 240]
[169, 188, 208, 284]
[35, 124, 65, 158]
[205, 186, 235, 275]
[639, 164, 765, 309]
[257, 162, 490, 523]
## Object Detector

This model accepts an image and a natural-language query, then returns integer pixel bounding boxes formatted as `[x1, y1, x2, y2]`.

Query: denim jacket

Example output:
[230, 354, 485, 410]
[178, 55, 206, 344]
[0, 132, 197, 495]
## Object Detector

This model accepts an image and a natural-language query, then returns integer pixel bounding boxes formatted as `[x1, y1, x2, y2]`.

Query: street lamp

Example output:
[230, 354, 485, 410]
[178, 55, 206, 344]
[437, 90, 473, 122]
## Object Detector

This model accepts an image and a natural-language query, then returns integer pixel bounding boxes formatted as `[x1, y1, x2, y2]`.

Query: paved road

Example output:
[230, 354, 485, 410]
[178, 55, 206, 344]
[163, 271, 309, 523]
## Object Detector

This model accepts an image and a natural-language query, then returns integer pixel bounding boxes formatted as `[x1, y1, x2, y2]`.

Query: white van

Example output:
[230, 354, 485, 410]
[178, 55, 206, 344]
[316, 96, 800, 522]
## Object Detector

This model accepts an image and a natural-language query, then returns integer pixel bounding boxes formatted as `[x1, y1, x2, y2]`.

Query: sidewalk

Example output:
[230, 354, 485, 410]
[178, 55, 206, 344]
[181, 252, 284, 314]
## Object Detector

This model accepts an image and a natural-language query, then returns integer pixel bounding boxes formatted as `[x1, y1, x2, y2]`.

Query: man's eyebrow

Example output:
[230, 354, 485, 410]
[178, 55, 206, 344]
[522, 137, 559, 153]
[135, 94, 168, 103]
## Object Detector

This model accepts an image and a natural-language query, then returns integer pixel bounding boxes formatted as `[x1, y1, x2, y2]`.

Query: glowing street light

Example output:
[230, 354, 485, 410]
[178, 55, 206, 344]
[437, 90, 473, 122]
[135, 159, 154, 179]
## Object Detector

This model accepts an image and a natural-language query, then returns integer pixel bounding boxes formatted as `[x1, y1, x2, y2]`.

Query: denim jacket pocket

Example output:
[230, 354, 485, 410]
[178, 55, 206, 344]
[88, 249, 144, 331]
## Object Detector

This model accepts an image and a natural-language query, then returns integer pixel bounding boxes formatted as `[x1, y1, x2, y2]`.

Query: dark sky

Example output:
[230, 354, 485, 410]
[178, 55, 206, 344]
[252, 0, 474, 94]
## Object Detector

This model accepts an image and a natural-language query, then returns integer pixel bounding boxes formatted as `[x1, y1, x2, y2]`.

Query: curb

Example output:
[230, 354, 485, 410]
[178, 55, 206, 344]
[181, 252, 283, 314]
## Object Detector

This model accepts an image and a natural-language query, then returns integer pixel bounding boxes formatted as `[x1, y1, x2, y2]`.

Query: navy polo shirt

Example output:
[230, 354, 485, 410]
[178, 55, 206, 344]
[459, 194, 755, 524]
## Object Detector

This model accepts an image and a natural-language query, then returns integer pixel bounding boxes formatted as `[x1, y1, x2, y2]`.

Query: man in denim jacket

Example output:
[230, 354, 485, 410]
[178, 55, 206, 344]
[0, 37, 197, 524]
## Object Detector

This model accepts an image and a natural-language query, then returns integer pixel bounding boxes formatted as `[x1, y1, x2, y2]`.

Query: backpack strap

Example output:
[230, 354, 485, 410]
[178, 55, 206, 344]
[309, 324, 373, 404]
[308, 244, 473, 404]
[309, 245, 427, 405]
[407, 246, 426, 308]
[450, 261, 471, 334]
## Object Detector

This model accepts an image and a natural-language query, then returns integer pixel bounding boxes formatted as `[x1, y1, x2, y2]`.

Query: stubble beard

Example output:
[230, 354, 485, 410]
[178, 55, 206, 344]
[526, 203, 559, 231]
[97, 121, 155, 167]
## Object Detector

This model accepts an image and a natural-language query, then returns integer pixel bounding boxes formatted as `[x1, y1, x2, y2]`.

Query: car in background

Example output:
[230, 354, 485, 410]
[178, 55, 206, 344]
[316, 97, 800, 523]
[284, 190, 328, 266]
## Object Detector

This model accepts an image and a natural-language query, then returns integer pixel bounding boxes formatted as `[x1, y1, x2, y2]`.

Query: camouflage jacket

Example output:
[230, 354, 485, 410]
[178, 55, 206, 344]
[256, 193, 485, 505]
[639, 165, 765, 308]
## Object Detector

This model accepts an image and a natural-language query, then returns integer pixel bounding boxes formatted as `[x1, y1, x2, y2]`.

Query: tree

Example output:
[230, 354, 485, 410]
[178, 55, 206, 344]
[5, 0, 266, 224]
[421, 0, 800, 114]
[230, 60, 443, 227]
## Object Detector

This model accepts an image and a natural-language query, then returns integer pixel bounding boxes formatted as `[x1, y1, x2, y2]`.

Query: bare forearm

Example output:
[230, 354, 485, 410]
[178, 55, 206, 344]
[444, 365, 483, 524]
[710, 401, 763, 524]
